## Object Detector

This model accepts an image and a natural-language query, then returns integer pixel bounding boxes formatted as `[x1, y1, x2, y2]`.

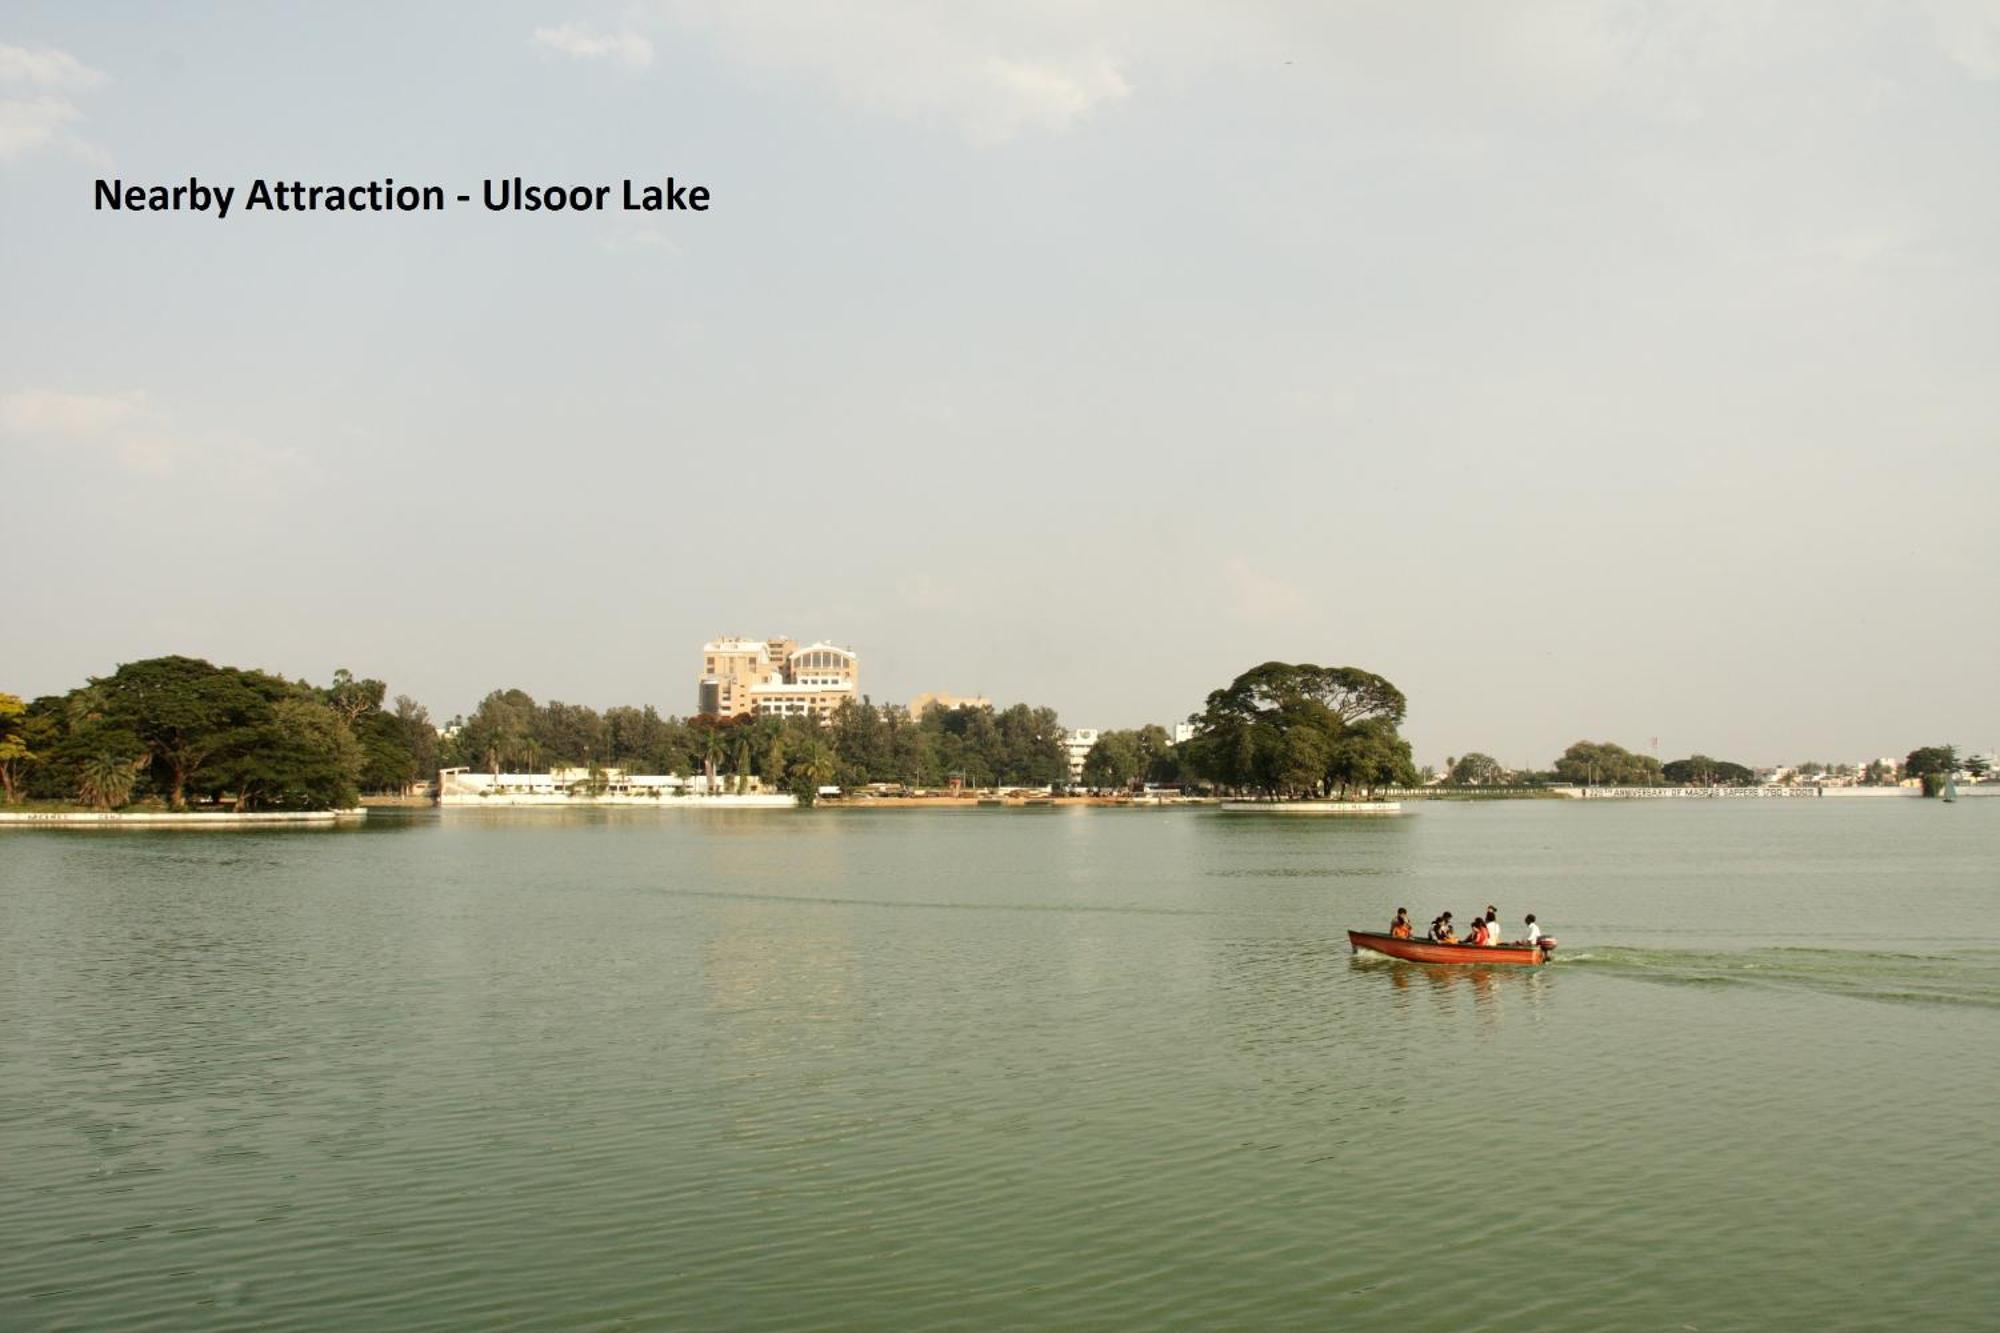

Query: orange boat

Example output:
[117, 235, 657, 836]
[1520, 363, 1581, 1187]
[1347, 929, 1555, 967]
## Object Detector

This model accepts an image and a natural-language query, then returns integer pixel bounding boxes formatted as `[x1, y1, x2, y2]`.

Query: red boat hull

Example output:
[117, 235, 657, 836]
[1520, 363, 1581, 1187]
[1348, 929, 1552, 967]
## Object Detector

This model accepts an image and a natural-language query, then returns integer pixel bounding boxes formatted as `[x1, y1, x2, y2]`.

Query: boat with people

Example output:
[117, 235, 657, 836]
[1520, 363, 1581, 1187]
[1347, 929, 1556, 967]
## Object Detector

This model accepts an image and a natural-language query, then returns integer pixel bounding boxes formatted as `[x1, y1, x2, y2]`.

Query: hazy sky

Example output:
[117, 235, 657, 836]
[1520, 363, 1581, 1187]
[4, 2, 1996, 769]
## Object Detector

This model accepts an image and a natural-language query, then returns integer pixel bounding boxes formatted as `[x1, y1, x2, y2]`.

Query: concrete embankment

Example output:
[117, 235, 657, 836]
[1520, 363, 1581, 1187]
[0, 809, 368, 827]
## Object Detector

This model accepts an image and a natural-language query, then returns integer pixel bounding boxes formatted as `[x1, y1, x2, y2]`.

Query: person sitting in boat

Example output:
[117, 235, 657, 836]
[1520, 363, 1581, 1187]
[1464, 916, 1490, 946]
[1523, 914, 1543, 946]
[1484, 905, 1502, 945]
[1429, 912, 1455, 943]
[1390, 908, 1413, 939]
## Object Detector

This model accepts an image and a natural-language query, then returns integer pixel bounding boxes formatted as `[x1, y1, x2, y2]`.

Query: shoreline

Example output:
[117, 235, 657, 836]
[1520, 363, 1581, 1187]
[0, 808, 368, 827]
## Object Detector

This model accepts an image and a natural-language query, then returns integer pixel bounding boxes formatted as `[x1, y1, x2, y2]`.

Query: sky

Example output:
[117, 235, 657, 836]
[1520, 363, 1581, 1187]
[3, 1, 1996, 770]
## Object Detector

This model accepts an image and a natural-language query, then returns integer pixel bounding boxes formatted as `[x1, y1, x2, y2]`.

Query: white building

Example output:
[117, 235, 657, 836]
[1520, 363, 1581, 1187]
[1062, 728, 1101, 784]
[438, 767, 791, 807]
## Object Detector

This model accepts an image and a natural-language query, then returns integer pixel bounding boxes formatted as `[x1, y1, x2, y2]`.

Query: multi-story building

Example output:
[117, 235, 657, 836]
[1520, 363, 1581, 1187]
[698, 636, 858, 720]
[1062, 728, 1101, 785]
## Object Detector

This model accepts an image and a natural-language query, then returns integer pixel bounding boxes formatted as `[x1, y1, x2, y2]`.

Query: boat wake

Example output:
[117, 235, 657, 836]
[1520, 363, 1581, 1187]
[1567, 945, 2000, 1010]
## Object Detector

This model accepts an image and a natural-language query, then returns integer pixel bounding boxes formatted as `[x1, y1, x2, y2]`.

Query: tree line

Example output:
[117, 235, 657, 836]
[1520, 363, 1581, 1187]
[442, 688, 1072, 794]
[7, 654, 1968, 811]
[1434, 743, 1976, 789]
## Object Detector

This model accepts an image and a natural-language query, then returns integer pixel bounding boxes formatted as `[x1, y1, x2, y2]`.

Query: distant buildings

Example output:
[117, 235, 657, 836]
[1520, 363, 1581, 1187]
[698, 636, 858, 720]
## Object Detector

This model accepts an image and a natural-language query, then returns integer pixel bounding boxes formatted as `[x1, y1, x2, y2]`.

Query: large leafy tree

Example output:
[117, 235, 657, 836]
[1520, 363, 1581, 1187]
[1904, 746, 1957, 777]
[356, 711, 419, 792]
[393, 695, 439, 782]
[459, 689, 537, 775]
[215, 696, 362, 810]
[1904, 745, 1958, 796]
[1081, 732, 1143, 790]
[1552, 741, 1663, 787]
[1185, 662, 1415, 797]
[534, 700, 608, 768]
[1661, 754, 1754, 786]
[1445, 752, 1508, 787]
[93, 657, 275, 808]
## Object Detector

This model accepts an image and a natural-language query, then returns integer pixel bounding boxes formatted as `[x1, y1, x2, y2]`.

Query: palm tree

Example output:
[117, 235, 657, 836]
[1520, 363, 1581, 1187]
[790, 739, 837, 806]
[732, 738, 751, 794]
[77, 753, 142, 811]
[699, 726, 725, 794]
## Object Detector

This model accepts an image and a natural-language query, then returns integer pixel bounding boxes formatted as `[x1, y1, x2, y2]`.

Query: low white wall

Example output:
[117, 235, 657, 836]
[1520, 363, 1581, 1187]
[0, 809, 367, 826]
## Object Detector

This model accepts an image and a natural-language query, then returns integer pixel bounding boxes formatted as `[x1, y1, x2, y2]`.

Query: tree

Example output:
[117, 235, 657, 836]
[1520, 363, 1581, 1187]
[1326, 716, 1418, 795]
[1904, 745, 1957, 797]
[0, 692, 33, 803]
[394, 695, 439, 782]
[1661, 754, 1754, 786]
[533, 700, 608, 768]
[356, 711, 419, 793]
[1966, 754, 1992, 781]
[215, 696, 362, 810]
[459, 689, 537, 775]
[1184, 662, 1415, 798]
[696, 720, 726, 790]
[1445, 752, 1508, 787]
[93, 656, 272, 809]
[1553, 741, 1663, 787]
[77, 751, 145, 810]
[323, 668, 387, 728]
[789, 739, 837, 805]
[1081, 732, 1143, 790]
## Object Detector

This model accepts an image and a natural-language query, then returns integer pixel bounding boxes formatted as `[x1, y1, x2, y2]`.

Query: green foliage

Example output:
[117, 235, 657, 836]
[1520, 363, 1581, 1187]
[1552, 740, 1664, 787]
[1075, 724, 1186, 790]
[214, 697, 363, 810]
[1184, 662, 1416, 797]
[1445, 752, 1508, 787]
[25, 656, 411, 812]
[1081, 732, 1143, 790]
[91, 656, 269, 808]
[1903, 746, 1956, 776]
[459, 689, 538, 775]
[788, 738, 838, 805]
[1905, 745, 1957, 797]
[1661, 754, 1754, 786]
[0, 691, 33, 803]
[356, 711, 419, 792]
[77, 750, 146, 810]
[323, 668, 387, 727]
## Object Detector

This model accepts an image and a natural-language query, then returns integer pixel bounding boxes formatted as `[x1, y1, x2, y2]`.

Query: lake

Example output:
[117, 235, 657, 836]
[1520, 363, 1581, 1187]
[3, 800, 1996, 1330]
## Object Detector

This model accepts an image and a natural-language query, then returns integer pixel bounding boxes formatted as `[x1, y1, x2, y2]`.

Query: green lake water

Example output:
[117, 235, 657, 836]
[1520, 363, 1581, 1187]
[3, 800, 1997, 1330]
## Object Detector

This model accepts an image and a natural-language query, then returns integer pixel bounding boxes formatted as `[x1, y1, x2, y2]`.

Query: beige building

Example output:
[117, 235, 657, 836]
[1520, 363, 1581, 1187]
[699, 636, 859, 720]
